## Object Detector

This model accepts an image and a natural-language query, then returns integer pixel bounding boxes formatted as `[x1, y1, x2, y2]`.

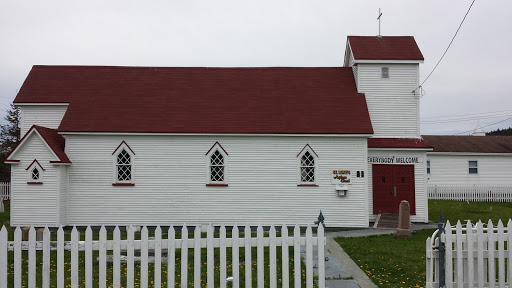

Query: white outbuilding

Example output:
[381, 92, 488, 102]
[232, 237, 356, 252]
[6, 36, 432, 227]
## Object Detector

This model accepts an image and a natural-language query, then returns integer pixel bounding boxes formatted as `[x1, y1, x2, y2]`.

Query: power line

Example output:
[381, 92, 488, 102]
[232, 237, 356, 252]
[422, 109, 512, 120]
[413, 0, 477, 94]
[453, 116, 512, 135]
[421, 112, 512, 124]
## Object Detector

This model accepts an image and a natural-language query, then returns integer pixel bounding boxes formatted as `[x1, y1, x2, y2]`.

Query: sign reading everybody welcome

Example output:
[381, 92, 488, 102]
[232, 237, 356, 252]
[367, 156, 420, 164]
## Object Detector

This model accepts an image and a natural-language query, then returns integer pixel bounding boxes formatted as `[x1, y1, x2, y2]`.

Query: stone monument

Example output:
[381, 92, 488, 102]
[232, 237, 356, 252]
[394, 200, 412, 238]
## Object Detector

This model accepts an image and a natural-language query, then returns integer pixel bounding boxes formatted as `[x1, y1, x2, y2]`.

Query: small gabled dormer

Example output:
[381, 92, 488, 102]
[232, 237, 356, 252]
[344, 36, 424, 138]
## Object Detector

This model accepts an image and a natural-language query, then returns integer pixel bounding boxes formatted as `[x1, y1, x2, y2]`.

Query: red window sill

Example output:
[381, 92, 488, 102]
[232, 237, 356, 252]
[297, 184, 318, 187]
[112, 183, 135, 186]
[27, 182, 43, 185]
[206, 184, 228, 187]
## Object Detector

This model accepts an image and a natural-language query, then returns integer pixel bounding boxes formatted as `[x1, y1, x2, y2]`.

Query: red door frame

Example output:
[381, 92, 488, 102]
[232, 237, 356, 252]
[372, 164, 416, 215]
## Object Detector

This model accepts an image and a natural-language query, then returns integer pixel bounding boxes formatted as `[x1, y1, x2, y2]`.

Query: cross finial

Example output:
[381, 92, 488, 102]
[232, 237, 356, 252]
[377, 8, 383, 38]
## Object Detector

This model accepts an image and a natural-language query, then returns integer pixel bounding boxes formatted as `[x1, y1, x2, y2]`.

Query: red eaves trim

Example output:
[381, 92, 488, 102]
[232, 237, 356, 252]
[4, 160, 20, 163]
[25, 159, 45, 171]
[297, 184, 319, 187]
[49, 160, 72, 164]
[206, 183, 229, 187]
[112, 141, 136, 155]
[296, 144, 319, 158]
[205, 142, 229, 156]
[112, 183, 135, 186]
[27, 182, 43, 185]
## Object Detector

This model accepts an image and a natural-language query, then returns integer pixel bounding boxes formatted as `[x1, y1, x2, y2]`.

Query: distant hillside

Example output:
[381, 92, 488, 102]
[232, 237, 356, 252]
[486, 127, 512, 136]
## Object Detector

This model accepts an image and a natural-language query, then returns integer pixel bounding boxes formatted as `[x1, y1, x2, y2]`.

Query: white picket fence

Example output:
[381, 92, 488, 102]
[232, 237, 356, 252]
[426, 219, 512, 288]
[0, 224, 325, 288]
[0, 182, 9, 200]
[428, 184, 512, 202]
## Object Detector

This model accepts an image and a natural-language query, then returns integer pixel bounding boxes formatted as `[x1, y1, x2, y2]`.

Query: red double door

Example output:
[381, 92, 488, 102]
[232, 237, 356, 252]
[372, 164, 415, 215]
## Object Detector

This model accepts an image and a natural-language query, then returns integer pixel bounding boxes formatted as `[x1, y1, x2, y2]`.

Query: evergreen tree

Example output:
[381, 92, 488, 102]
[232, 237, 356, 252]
[0, 103, 21, 181]
[486, 127, 512, 136]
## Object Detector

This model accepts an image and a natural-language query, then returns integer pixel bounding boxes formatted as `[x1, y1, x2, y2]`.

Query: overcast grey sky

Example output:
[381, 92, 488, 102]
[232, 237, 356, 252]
[1, 0, 511, 135]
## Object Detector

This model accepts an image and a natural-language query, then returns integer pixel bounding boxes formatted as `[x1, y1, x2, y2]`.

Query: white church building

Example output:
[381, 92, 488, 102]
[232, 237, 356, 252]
[6, 36, 433, 228]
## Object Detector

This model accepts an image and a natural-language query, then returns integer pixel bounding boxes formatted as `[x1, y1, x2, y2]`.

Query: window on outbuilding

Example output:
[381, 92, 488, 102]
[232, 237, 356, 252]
[427, 160, 431, 174]
[381, 67, 389, 79]
[469, 160, 478, 174]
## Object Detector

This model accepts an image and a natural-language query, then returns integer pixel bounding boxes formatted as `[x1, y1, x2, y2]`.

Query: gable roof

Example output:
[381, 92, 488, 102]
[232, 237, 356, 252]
[348, 36, 424, 61]
[14, 66, 374, 135]
[422, 135, 512, 153]
[6, 125, 71, 164]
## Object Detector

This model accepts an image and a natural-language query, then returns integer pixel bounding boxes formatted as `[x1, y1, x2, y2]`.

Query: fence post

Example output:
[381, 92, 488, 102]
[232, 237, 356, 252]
[438, 212, 446, 288]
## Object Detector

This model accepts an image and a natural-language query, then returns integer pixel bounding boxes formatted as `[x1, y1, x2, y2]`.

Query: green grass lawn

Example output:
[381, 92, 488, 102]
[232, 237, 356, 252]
[335, 199, 512, 288]
[428, 199, 512, 224]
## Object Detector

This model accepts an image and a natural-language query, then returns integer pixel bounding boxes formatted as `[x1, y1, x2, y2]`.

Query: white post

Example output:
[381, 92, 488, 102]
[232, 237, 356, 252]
[28, 227, 36, 288]
[476, 222, 484, 287]
[306, 225, 313, 288]
[497, 220, 505, 288]
[99, 226, 107, 288]
[220, 225, 227, 288]
[140, 226, 149, 288]
[42, 227, 51, 288]
[257, 225, 264, 288]
[71, 226, 79, 288]
[455, 221, 463, 285]
[207, 224, 214, 287]
[14, 227, 21, 288]
[181, 225, 188, 288]
[466, 221, 474, 288]
[85, 226, 93, 288]
[113, 226, 121, 288]
[281, 225, 289, 288]
[194, 225, 201, 288]
[269, 225, 277, 288]
[0, 226, 7, 288]
[294, 225, 301, 288]
[317, 224, 325, 288]
[232, 225, 240, 288]
[488, 220, 495, 287]
[57, 227, 64, 288]
[127, 226, 134, 288]
[168, 226, 176, 288]
[445, 221, 453, 288]
[244, 225, 252, 288]
[154, 226, 162, 288]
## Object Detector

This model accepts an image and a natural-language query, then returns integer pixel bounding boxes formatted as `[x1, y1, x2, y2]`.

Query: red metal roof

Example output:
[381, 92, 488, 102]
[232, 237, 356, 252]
[368, 138, 433, 149]
[15, 66, 374, 135]
[422, 136, 512, 153]
[6, 125, 71, 163]
[348, 36, 424, 61]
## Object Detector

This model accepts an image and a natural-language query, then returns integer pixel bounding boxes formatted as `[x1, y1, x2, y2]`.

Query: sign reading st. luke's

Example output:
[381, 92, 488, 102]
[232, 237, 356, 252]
[331, 170, 352, 184]
[367, 156, 421, 164]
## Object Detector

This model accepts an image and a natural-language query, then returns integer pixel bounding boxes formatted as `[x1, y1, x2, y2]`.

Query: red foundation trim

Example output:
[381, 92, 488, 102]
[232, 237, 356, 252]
[206, 183, 228, 187]
[112, 183, 135, 186]
[297, 184, 318, 187]
[27, 182, 43, 185]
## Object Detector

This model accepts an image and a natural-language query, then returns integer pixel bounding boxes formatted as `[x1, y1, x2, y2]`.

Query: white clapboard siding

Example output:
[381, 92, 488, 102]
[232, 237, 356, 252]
[428, 184, 512, 202]
[65, 135, 368, 228]
[357, 63, 420, 138]
[1, 224, 326, 288]
[0, 182, 10, 200]
[10, 133, 59, 227]
[427, 154, 512, 186]
[426, 219, 512, 287]
[20, 105, 68, 136]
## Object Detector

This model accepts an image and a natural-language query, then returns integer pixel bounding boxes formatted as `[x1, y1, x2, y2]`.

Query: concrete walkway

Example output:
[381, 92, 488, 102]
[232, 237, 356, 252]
[312, 223, 437, 287]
